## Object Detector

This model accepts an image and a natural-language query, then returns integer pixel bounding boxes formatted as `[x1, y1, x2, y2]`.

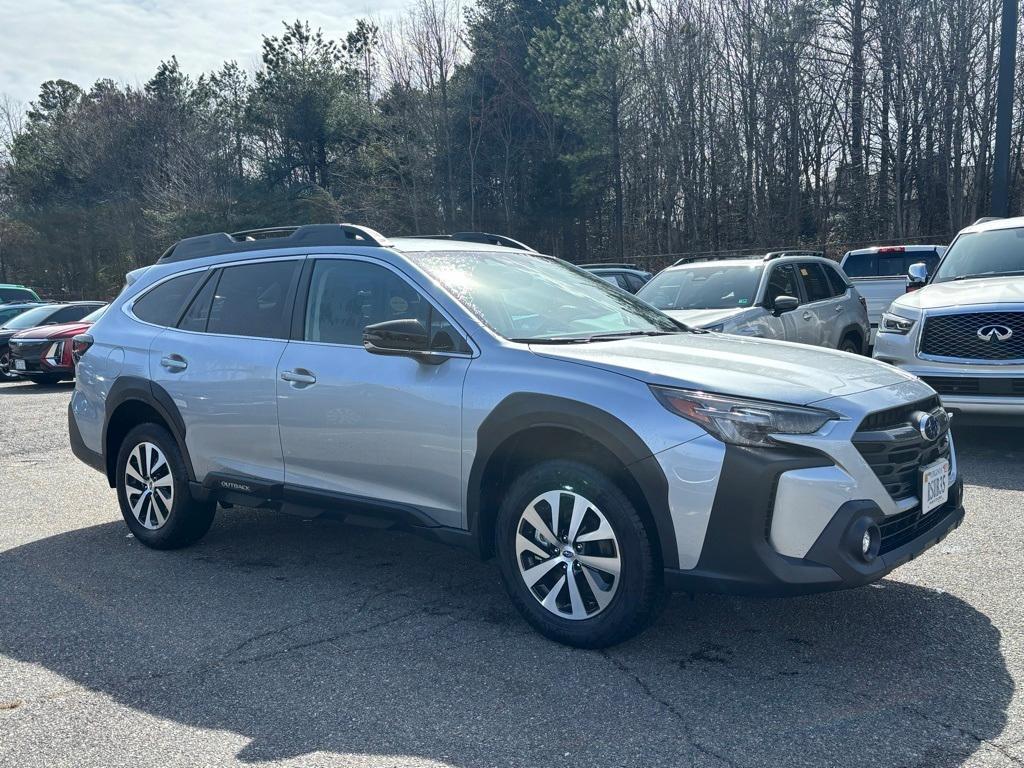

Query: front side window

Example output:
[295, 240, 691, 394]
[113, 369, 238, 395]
[304, 259, 468, 352]
[764, 264, 801, 304]
[799, 263, 833, 302]
[132, 271, 205, 327]
[205, 261, 299, 339]
[415, 251, 680, 341]
[932, 229, 1024, 282]
[638, 265, 761, 311]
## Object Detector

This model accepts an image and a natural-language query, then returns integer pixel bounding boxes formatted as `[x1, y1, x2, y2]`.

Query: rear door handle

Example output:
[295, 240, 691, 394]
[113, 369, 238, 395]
[281, 369, 317, 386]
[160, 354, 188, 371]
[802, 312, 813, 321]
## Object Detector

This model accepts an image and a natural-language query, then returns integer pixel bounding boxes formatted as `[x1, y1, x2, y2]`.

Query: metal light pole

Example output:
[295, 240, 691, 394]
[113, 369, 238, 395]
[992, 0, 1018, 218]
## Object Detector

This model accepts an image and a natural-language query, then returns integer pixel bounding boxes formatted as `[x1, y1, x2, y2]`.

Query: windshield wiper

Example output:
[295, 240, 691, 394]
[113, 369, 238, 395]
[512, 330, 683, 344]
[951, 269, 1024, 281]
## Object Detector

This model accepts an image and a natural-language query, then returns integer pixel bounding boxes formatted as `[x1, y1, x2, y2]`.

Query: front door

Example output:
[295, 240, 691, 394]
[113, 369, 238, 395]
[276, 256, 471, 528]
[761, 263, 811, 343]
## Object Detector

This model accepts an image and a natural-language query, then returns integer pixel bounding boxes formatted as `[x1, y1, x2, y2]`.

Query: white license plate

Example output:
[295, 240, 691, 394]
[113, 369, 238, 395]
[921, 458, 950, 515]
[13, 359, 25, 370]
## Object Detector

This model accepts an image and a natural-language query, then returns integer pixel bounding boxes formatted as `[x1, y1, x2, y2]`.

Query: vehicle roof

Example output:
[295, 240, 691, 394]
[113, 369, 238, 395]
[842, 244, 945, 256]
[0, 301, 44, 308]
[959, 215, 1024, 234]
[389, 237, 526, 254]
[581, 266, 651, 274]
[0, 283, 33, 288]
[662, 254, 834, 272]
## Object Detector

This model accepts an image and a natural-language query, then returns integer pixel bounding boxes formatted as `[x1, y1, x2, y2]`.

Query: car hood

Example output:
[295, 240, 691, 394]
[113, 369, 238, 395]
[10, 321, 93, 340]
[894, 275, 1024, 311]
[662, 307, 751, 328]
[531, 333, 915, 405]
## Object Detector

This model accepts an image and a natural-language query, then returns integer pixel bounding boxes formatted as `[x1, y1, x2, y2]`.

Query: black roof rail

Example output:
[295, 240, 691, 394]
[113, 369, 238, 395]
[408, 232, 538, 252]
[578, 263, 641, 270]
[157, 223, 392, 264]
[764, 250, 824, 260]
[972, 216, 1002, 226]
[672, 253, 760, 266]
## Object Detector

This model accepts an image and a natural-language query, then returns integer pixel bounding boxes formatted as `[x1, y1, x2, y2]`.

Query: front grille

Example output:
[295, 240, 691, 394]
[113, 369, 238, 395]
[878, 495, 957, 555]
[855, 400, 951, 502]
[8, 340, 48, 359]
[922, 376, 1024, 397]
[919, 311, 1024, 361]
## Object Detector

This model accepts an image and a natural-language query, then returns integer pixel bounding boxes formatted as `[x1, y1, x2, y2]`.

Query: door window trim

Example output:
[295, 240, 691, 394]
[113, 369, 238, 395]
[289, 253, 479, 359]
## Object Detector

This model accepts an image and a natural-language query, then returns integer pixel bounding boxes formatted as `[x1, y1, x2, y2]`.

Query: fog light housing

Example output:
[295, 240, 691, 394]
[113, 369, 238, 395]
[847, 517, 881, 563]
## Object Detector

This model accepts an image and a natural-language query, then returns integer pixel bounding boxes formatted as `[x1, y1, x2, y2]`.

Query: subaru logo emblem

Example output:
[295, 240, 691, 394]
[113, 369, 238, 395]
[977, 324, 1013, 342]
[912, 410, 945, 442]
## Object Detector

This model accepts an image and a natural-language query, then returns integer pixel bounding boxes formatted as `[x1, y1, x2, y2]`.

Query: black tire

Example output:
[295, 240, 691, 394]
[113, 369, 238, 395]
[31, 375, 63, 386]
[839, 335, 862, 355]
[115, 423, 215, 549]
[494, 460, 663, 648]
[0, 350, 17, 381]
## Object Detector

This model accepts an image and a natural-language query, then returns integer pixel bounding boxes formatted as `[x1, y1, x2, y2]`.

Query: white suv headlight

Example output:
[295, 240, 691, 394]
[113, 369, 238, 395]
[878, 312, 916, 335]
[651, 387, 839, 448]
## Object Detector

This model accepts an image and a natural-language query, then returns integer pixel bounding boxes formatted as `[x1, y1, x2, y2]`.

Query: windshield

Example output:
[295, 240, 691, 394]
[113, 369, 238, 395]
[1, 305, 57, 330]
[933, 228, 1024, 283]
[637, 264, 762, 310]
[413, 251, 682, 341]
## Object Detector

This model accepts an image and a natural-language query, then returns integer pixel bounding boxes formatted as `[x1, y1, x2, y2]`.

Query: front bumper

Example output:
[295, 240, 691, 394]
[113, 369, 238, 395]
[663, 442, 964, 596]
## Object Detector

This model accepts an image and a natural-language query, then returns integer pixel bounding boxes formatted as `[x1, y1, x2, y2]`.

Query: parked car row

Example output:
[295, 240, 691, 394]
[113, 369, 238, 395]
[0, 301, 106, 382]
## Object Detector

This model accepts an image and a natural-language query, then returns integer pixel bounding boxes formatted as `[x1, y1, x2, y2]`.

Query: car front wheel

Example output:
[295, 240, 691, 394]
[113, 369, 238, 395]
[495, 460, 663, 648]
[116, 423, 215, 549]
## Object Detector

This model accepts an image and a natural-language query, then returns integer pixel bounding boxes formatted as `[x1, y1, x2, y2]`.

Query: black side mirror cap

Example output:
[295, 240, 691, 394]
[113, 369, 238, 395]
[363, 319, 446, 364]
[772, 295, 800, 315]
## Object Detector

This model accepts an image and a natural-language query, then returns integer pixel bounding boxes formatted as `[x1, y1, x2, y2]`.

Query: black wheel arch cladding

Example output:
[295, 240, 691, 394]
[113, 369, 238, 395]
[467, 393, 679, 569]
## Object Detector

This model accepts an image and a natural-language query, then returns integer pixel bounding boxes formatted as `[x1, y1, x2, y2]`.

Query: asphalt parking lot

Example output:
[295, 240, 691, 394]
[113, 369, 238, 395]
[0, 380, 1022, 768]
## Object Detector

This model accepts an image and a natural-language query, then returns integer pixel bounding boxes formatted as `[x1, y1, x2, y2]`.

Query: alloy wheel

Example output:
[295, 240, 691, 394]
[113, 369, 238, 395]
[124, 442, 174, 530]
[515, 489, 621, 621]
[0, 351, 15, 379]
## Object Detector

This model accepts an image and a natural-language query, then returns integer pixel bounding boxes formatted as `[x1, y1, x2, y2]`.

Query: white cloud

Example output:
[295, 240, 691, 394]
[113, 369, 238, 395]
[0, 0, 408, 104]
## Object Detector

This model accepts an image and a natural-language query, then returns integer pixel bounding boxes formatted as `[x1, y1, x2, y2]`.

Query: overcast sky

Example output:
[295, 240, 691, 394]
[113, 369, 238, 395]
[0, 0, 407, 105]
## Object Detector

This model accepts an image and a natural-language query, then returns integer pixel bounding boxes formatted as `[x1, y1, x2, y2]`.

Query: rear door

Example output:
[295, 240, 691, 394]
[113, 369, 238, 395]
[146, 257, 302, 484]
[276, 255, 471, 528]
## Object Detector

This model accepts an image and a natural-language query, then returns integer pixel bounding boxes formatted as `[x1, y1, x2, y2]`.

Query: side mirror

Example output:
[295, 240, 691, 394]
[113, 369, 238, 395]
[363, 319, 444, 364]
[907, 262, 928, 291]
[772, 295, 800, 315]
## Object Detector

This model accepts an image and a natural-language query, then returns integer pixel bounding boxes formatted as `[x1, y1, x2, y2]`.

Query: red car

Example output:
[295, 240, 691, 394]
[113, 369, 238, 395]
[8, 305, 106, 384]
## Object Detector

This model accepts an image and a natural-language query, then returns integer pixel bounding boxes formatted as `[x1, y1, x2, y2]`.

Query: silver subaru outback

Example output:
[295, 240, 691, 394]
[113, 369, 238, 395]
[69, 225, 964, 647]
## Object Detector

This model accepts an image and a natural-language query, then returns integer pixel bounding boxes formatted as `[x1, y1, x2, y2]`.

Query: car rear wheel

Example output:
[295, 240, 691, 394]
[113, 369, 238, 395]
[495, 460, 663, 648]
[839, 335, 862, 355]
[116, 423, 215, 549]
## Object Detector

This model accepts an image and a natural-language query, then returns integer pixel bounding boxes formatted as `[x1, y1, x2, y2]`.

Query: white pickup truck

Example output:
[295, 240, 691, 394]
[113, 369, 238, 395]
[840, 245, 946, 343]
[872, 218, 1024, 417]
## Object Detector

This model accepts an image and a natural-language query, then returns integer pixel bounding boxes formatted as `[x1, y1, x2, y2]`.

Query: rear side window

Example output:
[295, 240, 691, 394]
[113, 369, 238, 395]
[133, 271, 204, 327]
[205, 261, 299, 339]
[799, 263, 833, 302]
[824, 265, 848, 296]
[50, 305, 97, 323]
[841, 253, 876, 277]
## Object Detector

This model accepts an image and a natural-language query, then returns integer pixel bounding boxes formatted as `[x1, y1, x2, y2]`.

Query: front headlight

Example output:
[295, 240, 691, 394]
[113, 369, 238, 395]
[878, 312, 916, 335]
[44, 340, 65, 365]
[651, 387, 839, 447]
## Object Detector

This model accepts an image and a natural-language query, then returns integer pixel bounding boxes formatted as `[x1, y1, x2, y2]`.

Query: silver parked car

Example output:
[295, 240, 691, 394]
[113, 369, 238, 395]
[636, 253, 870, 354]
[69, 225, 962, 647]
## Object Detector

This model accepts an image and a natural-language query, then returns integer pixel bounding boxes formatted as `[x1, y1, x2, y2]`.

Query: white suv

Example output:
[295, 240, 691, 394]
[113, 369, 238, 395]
[637, 253, 870, 353]
[873, 217, 1024, 416]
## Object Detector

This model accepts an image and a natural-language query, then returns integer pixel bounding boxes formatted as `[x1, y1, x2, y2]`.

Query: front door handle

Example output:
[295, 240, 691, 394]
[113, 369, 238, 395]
[281, 369, 317, 386]
[160, 354, 188, 371]
[834, 305, 843, 313]
[802, 312, 813, 321]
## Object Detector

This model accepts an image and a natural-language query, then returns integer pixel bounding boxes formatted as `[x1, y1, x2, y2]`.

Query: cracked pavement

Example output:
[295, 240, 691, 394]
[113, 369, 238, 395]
[0, 380, 1022, 767]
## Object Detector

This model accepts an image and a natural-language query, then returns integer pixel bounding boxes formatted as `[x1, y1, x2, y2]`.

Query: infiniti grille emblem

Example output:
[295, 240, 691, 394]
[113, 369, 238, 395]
[977, 324, 1013, 342]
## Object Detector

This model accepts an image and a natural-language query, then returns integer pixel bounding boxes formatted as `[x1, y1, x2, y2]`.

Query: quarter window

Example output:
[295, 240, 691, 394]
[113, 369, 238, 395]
[824, 265, 849, 296]
[177, 273, 219, 333]
[799, 263, 833, 303]
[304, 260, 468, 352]
[132, 271, 204, 327]
[205, 261, 299, 339]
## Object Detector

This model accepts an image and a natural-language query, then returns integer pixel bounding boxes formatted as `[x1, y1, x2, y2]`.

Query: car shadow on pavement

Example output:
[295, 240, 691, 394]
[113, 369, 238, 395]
[0, 380, 74, 395]
[0, 513, 1013, 767]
